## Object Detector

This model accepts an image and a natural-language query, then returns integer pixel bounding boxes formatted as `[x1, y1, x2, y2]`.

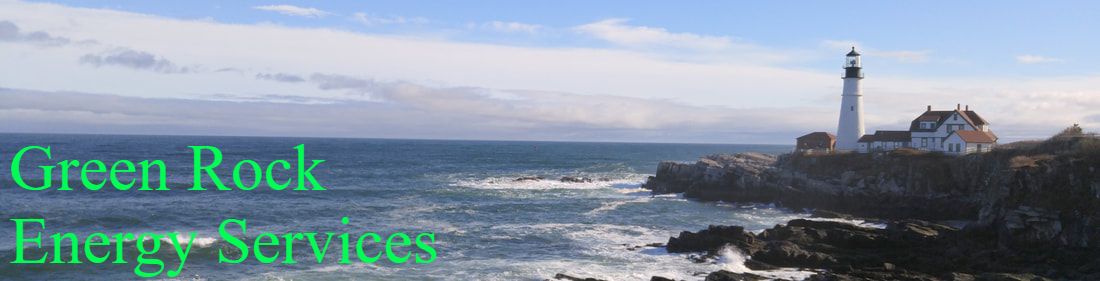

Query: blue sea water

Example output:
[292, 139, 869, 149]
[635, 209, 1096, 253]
[0, 134, 814, 280]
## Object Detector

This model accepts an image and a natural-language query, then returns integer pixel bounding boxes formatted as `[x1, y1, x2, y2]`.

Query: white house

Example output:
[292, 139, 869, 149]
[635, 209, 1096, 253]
[858, 104, 998, 154]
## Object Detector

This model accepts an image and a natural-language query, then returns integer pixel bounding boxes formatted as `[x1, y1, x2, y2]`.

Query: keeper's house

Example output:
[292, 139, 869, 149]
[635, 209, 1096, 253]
[858, 104, 997, 155]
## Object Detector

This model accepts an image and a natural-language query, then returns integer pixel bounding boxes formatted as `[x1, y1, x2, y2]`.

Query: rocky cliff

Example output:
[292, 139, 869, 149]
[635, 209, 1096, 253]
[644, 130, 1100, 249]
[666, 219, 1100, 280]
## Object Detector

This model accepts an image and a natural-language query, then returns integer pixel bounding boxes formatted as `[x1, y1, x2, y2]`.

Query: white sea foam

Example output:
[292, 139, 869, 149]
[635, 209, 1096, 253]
[186, 236, 219, 247]
[804, 217, 888, 229]
[139, 232, 219, 247]
[716, 245, 751, 272]
[450, 173, 649, 190]
[613, 186, 651, 195]
[585, 197, 651, 215]
[485, 223, 735, 280]
[716, 245, 817, 280]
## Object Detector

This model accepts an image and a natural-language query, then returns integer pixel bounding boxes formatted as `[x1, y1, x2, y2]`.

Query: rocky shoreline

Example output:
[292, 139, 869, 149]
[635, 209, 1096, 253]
[555, 129, 1099, 280]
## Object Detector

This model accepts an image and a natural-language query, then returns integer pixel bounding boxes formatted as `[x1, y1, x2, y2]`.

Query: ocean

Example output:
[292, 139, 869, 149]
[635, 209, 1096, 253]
[0, 133, 822, 280]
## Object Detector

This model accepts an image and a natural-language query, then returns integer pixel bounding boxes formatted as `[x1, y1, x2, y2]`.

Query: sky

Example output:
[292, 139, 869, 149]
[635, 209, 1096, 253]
[1, 0, 1098, 144]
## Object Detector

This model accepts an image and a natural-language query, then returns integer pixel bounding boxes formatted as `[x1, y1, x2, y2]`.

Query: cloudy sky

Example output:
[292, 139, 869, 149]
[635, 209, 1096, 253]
[1, 0, 1098, 143]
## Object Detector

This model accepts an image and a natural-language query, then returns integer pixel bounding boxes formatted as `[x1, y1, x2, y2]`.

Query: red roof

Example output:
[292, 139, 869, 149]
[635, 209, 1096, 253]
[797, 132, 836, 141]
[953, 130, 997, 143]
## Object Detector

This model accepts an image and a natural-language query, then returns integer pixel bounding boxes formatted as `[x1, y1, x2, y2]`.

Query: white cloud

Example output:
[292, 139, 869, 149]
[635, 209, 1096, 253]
[0, 20, 95, 46]
[253, 5, 330, 18]
[574, 18, 733, 50]
[0, 87, 829, 143]
[255, 72, 305, 82]
[79, 47, 193, 73]
[1016, 55, 1063, 64]
[479, 21, 542, 33]
[351, 12, 429, 26]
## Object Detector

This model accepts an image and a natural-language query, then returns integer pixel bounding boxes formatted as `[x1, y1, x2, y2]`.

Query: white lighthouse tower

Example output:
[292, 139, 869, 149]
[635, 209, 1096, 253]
[835, 47, 865, 151]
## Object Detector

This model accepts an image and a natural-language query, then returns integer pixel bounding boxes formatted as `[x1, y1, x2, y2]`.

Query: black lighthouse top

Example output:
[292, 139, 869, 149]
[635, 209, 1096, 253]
[844, 47, 863, 79]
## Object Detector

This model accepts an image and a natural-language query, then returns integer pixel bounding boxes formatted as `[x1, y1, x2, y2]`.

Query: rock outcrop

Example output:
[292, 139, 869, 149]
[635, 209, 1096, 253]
[644, 135, 1100, 248]
[643, 152, 982, 220]
[645, 130, 1100, 280]
[668, 219, 1100, 280]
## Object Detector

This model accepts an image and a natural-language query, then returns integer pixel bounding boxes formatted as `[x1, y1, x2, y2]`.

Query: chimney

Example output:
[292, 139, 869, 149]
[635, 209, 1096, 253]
[927, 105, 931, 111]
[957, 103, 961, 110]
[965, 105, 969, 111]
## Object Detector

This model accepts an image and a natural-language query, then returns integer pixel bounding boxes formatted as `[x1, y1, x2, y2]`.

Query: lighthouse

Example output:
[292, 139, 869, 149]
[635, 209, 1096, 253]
[835, 47, 865, 151]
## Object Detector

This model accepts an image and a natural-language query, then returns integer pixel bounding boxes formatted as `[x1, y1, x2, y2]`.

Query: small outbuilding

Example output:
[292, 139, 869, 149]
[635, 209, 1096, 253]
[796, 132, 836, 153]
[944, 130, 997, 154]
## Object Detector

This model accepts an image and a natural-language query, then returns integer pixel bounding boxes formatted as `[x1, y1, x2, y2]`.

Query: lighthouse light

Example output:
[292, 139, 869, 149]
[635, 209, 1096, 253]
[846, 56, 861, 68]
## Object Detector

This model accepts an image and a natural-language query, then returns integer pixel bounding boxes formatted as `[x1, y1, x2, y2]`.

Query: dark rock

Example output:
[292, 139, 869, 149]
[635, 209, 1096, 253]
[811, 210, 855, 219]
[643, 141, 1100, 249]
[974, 273, 1053, 281]
[742, 259, 778, 271]
[643, 152, 980, 221]
[666, 225, 759, 254]
[886, 220, 956, 242]
[703, 270, 766, 281]
[649, 276, 676, 281]
[669, 217, 1088, 281]
[754, 240, 836, 268]
[646, 132, 1100, 280]
[808, 270, 942, 281]
[552, 273, 605, 281]
[514, 176, 544, 181]
[945, 272, 976, 281]
[560, 176, 593, 183]
[626, 242, 665, 251]
[686, 253, 708, 263]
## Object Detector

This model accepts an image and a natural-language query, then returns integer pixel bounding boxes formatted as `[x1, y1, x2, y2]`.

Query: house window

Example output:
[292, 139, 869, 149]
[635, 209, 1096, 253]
[921, 138, 928, 147]
[977, 144, 983, 151]
[953, 114, 958, 121]
[850, 106, 854, 111]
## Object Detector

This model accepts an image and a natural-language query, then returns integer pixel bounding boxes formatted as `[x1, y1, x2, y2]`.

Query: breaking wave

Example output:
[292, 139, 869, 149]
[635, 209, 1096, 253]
[716, 245, 818, 281]
[450, 173, 649, 190]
